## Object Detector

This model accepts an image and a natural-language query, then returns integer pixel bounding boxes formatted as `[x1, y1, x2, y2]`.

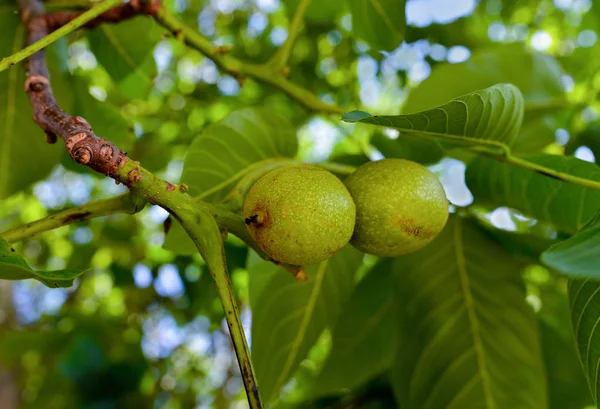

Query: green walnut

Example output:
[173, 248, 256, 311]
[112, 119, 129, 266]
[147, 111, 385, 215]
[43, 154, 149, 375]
[243, 165, 356, 266]
[344, 158, 449, 257]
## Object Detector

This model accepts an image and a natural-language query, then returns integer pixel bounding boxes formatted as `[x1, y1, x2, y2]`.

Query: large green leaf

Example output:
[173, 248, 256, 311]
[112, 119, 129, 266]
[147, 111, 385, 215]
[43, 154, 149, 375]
[181, 107, 298, 199]
[87, 17, 161, 99]
[0, 11, 63, 198]
[310, 259, 398, 397]
[390, 217, 547, 409]
[465, 154, 600, 234]
[249, 246, 363, 404]
[541, 210, 600, 279]
[348, 0, 406, 51]
[287, 0, 344, 22]
[404, 45, 565, 152]
[568, 278, 600, 405]
[344, 83, 524, 151]
[0, 238, 84, 288]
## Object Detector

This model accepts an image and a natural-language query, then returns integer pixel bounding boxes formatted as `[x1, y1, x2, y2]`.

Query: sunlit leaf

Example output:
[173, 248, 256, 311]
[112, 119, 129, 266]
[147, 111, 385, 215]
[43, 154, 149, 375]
[344, 83, 524, 150]
[0, 238, 84, 288]
[249, 246, 363, 404]
[404, 45, 565, 152]
[390, 217, 547, 409]
[466, 154, 600, 234]
[181, 106, 298, 200]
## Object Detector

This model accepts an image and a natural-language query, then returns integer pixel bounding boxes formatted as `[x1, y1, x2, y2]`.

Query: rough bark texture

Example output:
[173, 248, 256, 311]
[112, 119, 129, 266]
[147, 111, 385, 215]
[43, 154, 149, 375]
[17, 0, 160, 178]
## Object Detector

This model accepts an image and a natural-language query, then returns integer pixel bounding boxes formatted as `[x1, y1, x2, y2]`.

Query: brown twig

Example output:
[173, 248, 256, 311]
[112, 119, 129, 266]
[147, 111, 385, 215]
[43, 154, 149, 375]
[44, 0, 160, 32]
[18, 0, 130, 178]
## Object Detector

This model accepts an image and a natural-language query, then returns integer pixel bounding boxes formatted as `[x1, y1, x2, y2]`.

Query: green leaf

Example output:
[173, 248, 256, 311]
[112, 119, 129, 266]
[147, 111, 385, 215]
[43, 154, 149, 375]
[344, 83, 524, 149]
[404, 45, 565, 152]
[311, 260, 397, 397]
[87, 17, 162, 99]
[0, 13, 63, 198]
[390, 217, 547, 409]
[348, 0, 406, 51]
[181, 107, 298, 199]
[465, 154, 600, 234]
[249, 246, 363, 404]
[567, 278, 600, 405]
[0, 238, 84, 288]
[541, 210, 600, 278]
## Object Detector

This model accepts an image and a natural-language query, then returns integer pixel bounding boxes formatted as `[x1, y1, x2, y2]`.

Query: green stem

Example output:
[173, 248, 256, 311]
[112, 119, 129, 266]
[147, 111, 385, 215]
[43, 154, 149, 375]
[0, 0, 122, 73]
[268, 0, 311, 71]
[176, 208, 263, 409]
[503, 154, 600, 192]
[0, 193, 145, 243]
[152, 8, 345, 115]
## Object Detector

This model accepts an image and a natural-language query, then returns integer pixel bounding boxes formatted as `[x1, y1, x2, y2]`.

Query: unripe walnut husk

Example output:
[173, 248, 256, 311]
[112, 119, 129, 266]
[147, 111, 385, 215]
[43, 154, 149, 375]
[244, 165, 356, 266]
[344, 158, 449, 257]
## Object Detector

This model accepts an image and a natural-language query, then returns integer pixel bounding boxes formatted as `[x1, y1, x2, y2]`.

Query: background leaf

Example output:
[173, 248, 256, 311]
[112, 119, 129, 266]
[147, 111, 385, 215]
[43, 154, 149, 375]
[465, 154, 600, 234]
[390, 217, 547, 409]
[0, 238, 84, 288]
[180, 107, 298, 199]
[344, 83, 524, 149]
[87, 17, 162, 99]
[568, 278, 600, 405]
[310, 260, 398, 397]
[249, 246, 363, 404]
[348, 0, 406, 51]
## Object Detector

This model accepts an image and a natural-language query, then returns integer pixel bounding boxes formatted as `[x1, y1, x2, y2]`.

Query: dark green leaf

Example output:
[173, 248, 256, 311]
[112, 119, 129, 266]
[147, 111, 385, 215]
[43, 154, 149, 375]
[348, 0, 406, 51]
[311, 260, 397, 397]
[0, 238, 85, 288]
[567, 278, 600, 405]
[371, 132, 443, 164]
[465, 154, 600, 234]
[540, 318, 592, 409]
[249, 246, 363, 404]
[344, 83, 524, 150]
[542, 210, 600, 278]
[180, 107, 298, 199]
[390, 217, 547, 409]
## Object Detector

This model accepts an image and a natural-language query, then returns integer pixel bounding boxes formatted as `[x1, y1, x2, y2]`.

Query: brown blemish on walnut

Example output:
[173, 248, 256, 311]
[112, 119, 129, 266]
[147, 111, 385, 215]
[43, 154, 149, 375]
[394, 216, 437, 240]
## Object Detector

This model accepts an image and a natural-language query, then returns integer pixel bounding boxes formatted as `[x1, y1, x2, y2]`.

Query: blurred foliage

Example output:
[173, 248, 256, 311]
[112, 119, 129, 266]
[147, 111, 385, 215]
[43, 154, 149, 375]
[2, 0, 600, 408]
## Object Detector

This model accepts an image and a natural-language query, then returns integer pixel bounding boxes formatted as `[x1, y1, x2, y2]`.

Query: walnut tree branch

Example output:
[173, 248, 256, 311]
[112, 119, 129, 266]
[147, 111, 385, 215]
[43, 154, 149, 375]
[44, 0, 160, 32]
